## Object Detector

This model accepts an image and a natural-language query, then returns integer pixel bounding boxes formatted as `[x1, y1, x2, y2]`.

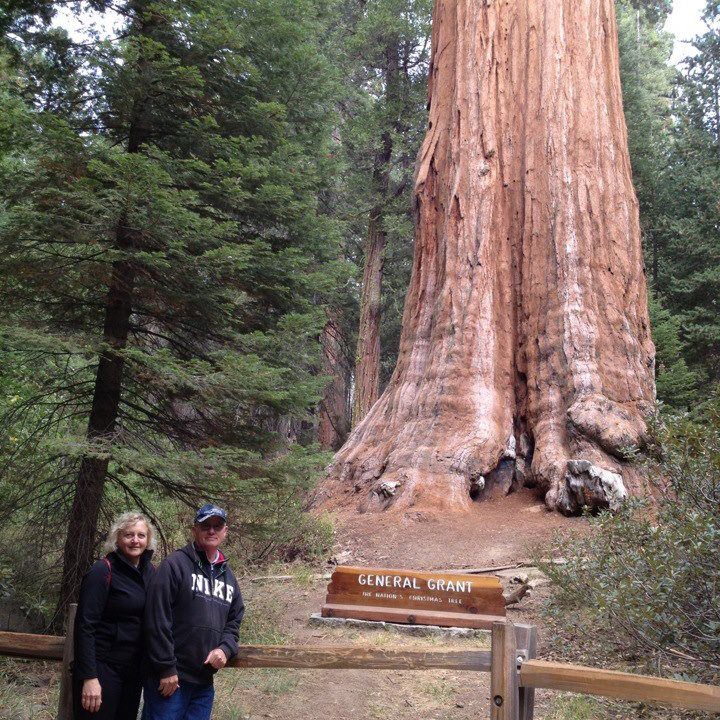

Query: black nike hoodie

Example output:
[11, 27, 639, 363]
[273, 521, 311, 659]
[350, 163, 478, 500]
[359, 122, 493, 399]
[144, 543, 244, 685]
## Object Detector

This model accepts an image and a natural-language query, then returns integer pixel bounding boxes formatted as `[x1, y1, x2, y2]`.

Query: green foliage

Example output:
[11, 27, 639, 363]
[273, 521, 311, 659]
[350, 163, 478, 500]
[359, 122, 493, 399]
[617, 0, 720, 389]
[0, 0, 345, 606]
[227, 446, 335, 565]
[648, 294, 700, 409]
[328, 0, 432, 391]
[542, 399, 720, 684]
[617, 0, 675, 223]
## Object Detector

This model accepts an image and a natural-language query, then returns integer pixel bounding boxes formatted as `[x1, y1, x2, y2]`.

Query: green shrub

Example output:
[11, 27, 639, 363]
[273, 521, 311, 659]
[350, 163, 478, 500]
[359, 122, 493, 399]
[542, 399, 720, 684]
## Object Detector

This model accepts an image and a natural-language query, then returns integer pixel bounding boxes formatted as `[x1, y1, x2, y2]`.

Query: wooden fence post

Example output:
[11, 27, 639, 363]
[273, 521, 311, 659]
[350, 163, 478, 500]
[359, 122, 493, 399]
[514, 624, 537, 720]
[57, 603, 76, 720]
[490, 621, 519, 720]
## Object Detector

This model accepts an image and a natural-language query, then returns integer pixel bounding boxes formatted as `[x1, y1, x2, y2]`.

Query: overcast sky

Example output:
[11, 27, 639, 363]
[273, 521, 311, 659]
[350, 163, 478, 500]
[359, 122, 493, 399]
[666, 0, 707, 65]
[56, 1, 709, 68]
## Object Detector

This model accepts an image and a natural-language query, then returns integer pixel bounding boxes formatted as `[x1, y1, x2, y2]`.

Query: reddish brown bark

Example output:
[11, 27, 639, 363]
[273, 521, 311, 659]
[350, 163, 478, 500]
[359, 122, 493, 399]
[319, 317, 351, 451]
[319, 0, 655, 515]
[352, 198, 388, 427]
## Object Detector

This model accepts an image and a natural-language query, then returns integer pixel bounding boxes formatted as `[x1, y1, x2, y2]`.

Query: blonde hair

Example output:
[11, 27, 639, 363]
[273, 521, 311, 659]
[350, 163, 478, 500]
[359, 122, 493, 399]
[103, 512, 157, 555]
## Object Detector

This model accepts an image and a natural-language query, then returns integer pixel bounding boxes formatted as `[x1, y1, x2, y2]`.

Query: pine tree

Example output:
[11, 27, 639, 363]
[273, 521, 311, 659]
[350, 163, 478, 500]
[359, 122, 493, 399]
[666, 5, 720, 383]
[343, 0, 431, 426]
[612, 0, 720, 407]
[616, 0, 674, 286]
[614, 0, 702, 410]
[0, 0, 345, 621]
[648, 295, 700, 410]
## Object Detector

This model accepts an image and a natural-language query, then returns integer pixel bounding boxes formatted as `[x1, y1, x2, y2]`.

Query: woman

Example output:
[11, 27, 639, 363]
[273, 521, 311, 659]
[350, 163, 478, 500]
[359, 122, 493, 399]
[73, 512, 156, 719]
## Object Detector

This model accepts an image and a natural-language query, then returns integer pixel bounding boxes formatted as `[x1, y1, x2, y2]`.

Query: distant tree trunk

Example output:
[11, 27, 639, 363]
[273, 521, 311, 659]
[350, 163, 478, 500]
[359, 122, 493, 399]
[55, 7, 154, 623]
[352, 42, 402, 426]
[56, 257, 136, 620]
[352, 145, 391, 426]
[319, 316, 351, 450]
[320, 0, 655, 515]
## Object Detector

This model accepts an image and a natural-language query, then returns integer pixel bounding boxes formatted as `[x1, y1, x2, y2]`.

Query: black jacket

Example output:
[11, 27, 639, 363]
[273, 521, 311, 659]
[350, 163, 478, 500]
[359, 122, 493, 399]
[73, 549, 154, 680]
[144, 543, 244, 685]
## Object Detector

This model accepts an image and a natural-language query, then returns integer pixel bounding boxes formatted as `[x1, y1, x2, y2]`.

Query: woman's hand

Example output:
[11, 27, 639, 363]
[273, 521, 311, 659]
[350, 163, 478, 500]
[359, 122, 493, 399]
[81, 678, 102, 713]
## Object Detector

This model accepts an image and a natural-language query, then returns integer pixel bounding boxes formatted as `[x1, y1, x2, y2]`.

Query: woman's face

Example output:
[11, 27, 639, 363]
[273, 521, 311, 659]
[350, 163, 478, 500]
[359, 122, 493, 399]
[116, 521, 149, 562]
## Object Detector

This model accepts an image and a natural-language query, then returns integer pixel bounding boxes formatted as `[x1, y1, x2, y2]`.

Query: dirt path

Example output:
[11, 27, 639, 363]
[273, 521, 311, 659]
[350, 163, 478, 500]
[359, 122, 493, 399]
[216, 489, 591, 720]
[330, 488, 586, 569]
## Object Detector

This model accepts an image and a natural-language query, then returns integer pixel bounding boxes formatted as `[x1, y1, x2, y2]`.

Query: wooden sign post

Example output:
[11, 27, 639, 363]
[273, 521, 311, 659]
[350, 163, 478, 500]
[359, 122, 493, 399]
[322, 566, 506, 629]
[491, 621, 519, 720]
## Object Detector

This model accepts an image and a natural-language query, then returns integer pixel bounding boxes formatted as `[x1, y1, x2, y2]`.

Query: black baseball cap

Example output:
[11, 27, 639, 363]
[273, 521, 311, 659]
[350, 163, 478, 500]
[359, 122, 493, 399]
[195, 504, 227, 524]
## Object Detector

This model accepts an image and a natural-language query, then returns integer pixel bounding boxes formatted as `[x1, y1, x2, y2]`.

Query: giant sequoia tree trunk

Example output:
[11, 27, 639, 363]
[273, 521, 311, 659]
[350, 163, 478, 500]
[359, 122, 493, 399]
[320, 0, 655, 515]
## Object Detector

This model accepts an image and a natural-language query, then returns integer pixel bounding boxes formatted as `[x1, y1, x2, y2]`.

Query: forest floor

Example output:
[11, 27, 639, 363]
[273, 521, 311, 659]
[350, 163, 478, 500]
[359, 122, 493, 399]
[213, 488, 595, 720]
[0, 489, 660, 719]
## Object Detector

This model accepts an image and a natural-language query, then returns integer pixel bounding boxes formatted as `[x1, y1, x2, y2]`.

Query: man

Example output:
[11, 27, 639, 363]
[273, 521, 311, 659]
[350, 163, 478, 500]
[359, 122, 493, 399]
[143, 504, 244, 720]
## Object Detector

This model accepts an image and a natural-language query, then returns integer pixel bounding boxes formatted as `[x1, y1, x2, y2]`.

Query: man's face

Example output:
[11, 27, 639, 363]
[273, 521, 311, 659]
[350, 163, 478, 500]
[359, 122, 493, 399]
[192, 517, 228, 554]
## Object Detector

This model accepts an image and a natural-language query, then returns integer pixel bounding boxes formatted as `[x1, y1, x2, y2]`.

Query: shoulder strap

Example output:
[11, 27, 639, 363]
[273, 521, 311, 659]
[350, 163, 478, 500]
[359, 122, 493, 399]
[103, 556, 112, 587]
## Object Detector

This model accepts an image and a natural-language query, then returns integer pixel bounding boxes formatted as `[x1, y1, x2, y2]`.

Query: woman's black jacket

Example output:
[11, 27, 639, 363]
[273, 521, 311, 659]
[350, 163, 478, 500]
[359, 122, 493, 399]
[73, 549, 154, 680]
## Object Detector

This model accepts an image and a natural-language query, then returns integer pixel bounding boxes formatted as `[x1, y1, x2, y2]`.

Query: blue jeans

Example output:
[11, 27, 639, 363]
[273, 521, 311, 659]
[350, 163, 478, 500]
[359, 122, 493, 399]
[142, 679, 214, 720]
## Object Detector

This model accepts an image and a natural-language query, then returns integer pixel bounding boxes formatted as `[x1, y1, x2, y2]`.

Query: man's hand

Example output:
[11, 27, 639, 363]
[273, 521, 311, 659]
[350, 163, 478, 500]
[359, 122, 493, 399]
[204, 647, 227, 670]
[158, 674, 180, 698]
[81, 678, 102, 713]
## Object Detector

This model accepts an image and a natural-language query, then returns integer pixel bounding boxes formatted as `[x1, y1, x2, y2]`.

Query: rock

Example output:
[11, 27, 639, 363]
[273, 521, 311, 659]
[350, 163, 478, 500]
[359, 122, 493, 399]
[330, 549, 352, 565]
[517, 432, 532, 459]
[501, 434, 516, 460]
[487, 459, 515, 495]
[469, 475, 485, 499]
[377, 480, 400, 498]
[566, 459, 627, 511]
[528, 576, 549, 589]
[307, 614, 486, 639]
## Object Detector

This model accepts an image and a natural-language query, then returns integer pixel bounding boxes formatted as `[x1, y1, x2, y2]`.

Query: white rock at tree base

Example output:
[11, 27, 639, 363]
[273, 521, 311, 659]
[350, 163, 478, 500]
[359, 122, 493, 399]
[566, 459, 627, 511]
[502, 434, 517, 460]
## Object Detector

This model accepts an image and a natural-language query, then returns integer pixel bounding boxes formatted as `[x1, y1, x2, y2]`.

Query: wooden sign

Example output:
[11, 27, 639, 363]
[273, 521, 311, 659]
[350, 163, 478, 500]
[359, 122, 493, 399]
[322, 566, 506, 629]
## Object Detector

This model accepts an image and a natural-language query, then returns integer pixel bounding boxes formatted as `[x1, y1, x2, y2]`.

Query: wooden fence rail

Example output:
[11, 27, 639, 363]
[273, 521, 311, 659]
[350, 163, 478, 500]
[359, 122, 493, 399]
[1, 622, 719, 718]
[520, 660, 720, 714]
